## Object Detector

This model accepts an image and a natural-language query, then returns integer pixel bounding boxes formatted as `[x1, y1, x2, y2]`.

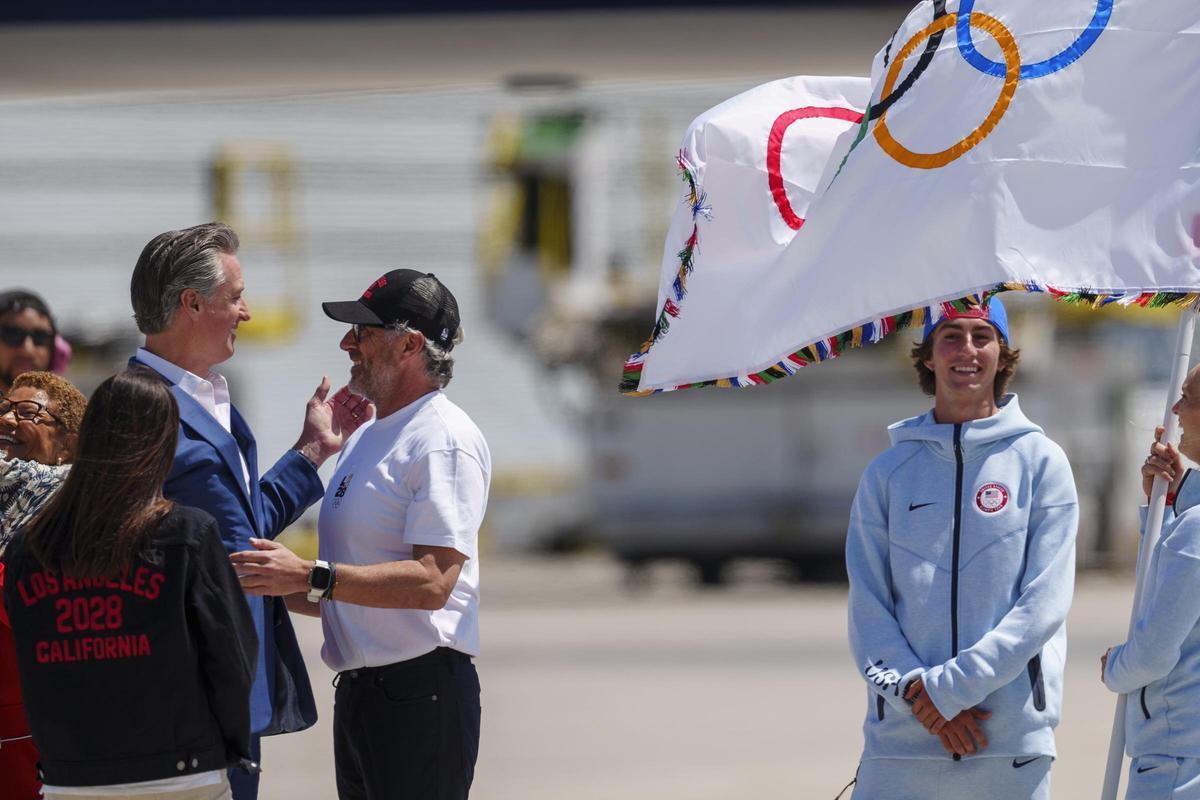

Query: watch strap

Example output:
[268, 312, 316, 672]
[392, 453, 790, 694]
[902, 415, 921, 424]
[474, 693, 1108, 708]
[307, 559, 332, 603]
[323, 561, 338, 600]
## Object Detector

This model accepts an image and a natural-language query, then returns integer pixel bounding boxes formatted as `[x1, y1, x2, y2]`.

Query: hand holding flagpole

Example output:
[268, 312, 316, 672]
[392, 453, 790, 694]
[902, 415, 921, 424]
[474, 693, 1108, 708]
[1101, 216, 1200, 799]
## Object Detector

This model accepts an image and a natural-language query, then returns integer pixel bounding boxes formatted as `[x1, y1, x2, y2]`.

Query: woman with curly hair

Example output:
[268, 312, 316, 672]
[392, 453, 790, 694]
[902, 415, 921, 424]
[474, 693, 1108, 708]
[0, 370, 86, 800]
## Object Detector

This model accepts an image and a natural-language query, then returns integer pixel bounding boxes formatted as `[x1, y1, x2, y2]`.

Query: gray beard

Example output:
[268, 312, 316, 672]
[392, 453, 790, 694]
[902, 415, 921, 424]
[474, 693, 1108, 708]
[349, 359, 399, 403]
[348, 372, 374, 401]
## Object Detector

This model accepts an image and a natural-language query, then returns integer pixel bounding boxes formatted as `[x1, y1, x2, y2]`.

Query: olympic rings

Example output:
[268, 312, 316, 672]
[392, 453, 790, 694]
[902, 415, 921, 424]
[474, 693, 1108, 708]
[873, 12, 1020, 170]
[868, 0, 948, 121]
[767, 106, 864, 230]
[956, 0, 1112, 80]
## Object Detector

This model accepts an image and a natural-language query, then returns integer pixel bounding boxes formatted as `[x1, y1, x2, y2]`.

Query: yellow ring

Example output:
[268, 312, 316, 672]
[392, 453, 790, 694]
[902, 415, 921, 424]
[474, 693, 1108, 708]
[874, 12, 1021, 170]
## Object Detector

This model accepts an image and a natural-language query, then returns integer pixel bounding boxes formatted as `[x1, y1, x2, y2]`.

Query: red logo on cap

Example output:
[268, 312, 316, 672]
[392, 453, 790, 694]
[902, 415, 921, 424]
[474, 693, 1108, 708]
[360, 276, 389, 301]
[939, 302, 990, 323]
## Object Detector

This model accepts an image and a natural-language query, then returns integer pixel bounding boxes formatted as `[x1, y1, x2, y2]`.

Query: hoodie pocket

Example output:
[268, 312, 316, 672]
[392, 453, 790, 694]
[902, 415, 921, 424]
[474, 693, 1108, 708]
[1140, 687, 1151, 720]
[876, 695, 885, 721]
[1027, 654, 1046, 712]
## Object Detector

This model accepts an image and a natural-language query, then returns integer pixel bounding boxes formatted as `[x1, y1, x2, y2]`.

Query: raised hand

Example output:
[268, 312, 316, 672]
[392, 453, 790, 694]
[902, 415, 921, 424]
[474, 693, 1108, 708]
[292, 377, 375, 467]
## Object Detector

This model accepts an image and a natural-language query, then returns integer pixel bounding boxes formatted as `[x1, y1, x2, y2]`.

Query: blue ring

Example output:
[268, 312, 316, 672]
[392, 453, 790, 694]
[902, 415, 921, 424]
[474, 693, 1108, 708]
[955, 0, 1112, 80]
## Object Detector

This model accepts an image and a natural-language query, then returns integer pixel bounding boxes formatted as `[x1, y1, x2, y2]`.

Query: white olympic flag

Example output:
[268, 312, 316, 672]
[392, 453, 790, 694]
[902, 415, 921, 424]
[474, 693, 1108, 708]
[623, 0, 1200, 394]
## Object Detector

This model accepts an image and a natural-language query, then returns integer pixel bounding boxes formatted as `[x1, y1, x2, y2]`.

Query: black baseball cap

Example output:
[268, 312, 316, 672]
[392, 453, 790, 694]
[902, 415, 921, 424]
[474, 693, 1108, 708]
[322, 269, 460, 351]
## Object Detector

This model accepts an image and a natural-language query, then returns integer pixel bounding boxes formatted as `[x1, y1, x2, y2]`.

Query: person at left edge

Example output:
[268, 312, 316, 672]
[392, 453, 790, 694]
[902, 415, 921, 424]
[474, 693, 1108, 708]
[128, 221, 371, 800]
[0, 290, 72, 395]
[5, 368, 255, 800]
[0, 371, 86, 800]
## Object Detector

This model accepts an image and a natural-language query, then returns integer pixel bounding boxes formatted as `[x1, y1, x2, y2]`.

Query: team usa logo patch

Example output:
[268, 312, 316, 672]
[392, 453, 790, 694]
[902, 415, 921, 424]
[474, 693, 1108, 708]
[332, 473, 354, 509]
[975, 482, 1009, 514]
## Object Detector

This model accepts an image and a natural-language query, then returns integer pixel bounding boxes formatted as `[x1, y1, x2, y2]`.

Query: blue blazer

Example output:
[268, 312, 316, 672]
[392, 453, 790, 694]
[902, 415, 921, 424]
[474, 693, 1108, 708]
[132, 358, 322, 736]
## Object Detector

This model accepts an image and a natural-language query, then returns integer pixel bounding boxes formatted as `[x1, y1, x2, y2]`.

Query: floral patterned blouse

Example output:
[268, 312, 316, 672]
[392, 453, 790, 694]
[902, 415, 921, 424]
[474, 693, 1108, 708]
[0, 457, 69, 554]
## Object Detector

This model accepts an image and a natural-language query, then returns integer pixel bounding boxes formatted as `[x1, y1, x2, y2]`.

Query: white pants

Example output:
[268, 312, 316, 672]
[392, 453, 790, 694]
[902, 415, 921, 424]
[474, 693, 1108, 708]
[853, 755, 1051, 800]
[42, 774, 232, 800]
[1127, 756, 1200, 800]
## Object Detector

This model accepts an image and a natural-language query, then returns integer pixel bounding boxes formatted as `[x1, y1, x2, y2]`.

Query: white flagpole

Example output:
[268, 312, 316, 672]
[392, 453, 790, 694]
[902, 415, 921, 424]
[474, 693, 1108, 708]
[1100, 308, 1198, 800]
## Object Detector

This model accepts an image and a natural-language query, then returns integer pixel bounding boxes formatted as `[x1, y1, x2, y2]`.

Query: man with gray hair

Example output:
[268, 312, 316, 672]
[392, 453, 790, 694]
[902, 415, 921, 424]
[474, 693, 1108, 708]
[231, 269, 489, 800]
[129, 221, 369, 800]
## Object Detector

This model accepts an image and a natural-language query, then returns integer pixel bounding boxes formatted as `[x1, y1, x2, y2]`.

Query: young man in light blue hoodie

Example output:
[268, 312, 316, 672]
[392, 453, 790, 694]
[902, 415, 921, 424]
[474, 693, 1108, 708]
[846, 297, 1078, 800]
[1103, 363, 1200, 799]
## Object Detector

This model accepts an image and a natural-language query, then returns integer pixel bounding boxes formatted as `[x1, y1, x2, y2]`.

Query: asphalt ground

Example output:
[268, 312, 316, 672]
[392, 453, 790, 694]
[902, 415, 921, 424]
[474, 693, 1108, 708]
[258, 555, 1138, 799]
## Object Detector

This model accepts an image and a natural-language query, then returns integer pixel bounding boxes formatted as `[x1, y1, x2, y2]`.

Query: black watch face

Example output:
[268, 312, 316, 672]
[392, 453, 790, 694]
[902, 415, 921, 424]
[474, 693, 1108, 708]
[310, 565, 333, 591]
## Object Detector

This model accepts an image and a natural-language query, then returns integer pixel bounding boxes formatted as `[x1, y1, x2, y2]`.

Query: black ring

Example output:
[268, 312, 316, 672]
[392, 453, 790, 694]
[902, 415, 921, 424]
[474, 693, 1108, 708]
[868, 0, 948, 122]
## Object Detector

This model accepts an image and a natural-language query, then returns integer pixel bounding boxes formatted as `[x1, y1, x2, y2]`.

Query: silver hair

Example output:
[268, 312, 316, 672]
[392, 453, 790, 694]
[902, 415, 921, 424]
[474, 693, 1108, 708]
[130, 222, 239, 335]
[384, 323, 463, 388]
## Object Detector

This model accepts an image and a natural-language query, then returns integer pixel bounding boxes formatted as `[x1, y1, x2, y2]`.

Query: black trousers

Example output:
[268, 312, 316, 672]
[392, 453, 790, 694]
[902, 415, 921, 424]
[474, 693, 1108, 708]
[333, 648, 481, 800]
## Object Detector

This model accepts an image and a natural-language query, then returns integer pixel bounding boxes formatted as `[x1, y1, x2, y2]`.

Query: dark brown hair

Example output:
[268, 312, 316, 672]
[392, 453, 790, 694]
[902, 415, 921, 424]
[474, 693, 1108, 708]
[22, 368, 178, 578]
[910, 335, 1021, 401]
[0, 289, 56, 337]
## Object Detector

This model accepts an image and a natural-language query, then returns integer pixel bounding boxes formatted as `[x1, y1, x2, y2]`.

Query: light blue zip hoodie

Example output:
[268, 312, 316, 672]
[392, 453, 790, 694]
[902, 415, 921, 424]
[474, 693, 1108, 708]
[1105, 469, 1200, 758]
[847, 394, 1078, 759]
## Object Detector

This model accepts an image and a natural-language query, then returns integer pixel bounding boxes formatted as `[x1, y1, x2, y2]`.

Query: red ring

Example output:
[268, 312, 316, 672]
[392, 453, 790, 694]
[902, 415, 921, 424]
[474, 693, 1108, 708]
[767, 106, 863, 230]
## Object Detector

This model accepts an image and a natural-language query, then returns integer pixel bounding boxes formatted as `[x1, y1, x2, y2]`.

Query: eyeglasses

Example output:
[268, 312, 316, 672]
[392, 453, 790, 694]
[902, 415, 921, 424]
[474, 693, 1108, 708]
[351, 323, 381, 343]
[0, 397, 62, 427]
[0, 325, 53, 349]
[351, 322, 411, 343]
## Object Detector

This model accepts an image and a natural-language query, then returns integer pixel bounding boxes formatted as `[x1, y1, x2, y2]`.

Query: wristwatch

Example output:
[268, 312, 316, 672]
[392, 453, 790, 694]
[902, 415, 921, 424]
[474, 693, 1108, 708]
[307, 560, 333, 603]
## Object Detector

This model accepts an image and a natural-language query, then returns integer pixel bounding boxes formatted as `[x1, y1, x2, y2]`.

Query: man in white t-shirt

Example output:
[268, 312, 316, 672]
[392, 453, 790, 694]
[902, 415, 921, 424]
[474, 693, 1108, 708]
[231, 269, 490, 800]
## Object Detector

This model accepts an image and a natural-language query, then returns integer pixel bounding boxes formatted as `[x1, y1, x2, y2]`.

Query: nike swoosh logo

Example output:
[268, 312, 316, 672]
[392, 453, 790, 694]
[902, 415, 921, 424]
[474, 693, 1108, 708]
[1012, 757, 1039, 769]
[908, 502, 936, 511]
[1137, 765, 1158, 774]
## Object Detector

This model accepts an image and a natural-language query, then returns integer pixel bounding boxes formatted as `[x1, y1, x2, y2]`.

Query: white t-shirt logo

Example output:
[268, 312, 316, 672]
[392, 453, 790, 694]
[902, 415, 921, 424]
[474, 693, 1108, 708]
[975, 482, 1009, 514]
[332, 473, 354, 508]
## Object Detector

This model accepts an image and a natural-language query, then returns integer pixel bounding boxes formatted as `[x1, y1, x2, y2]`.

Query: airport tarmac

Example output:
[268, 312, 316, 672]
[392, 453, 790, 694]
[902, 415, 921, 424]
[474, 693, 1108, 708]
[262, 555, 1136, 799]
